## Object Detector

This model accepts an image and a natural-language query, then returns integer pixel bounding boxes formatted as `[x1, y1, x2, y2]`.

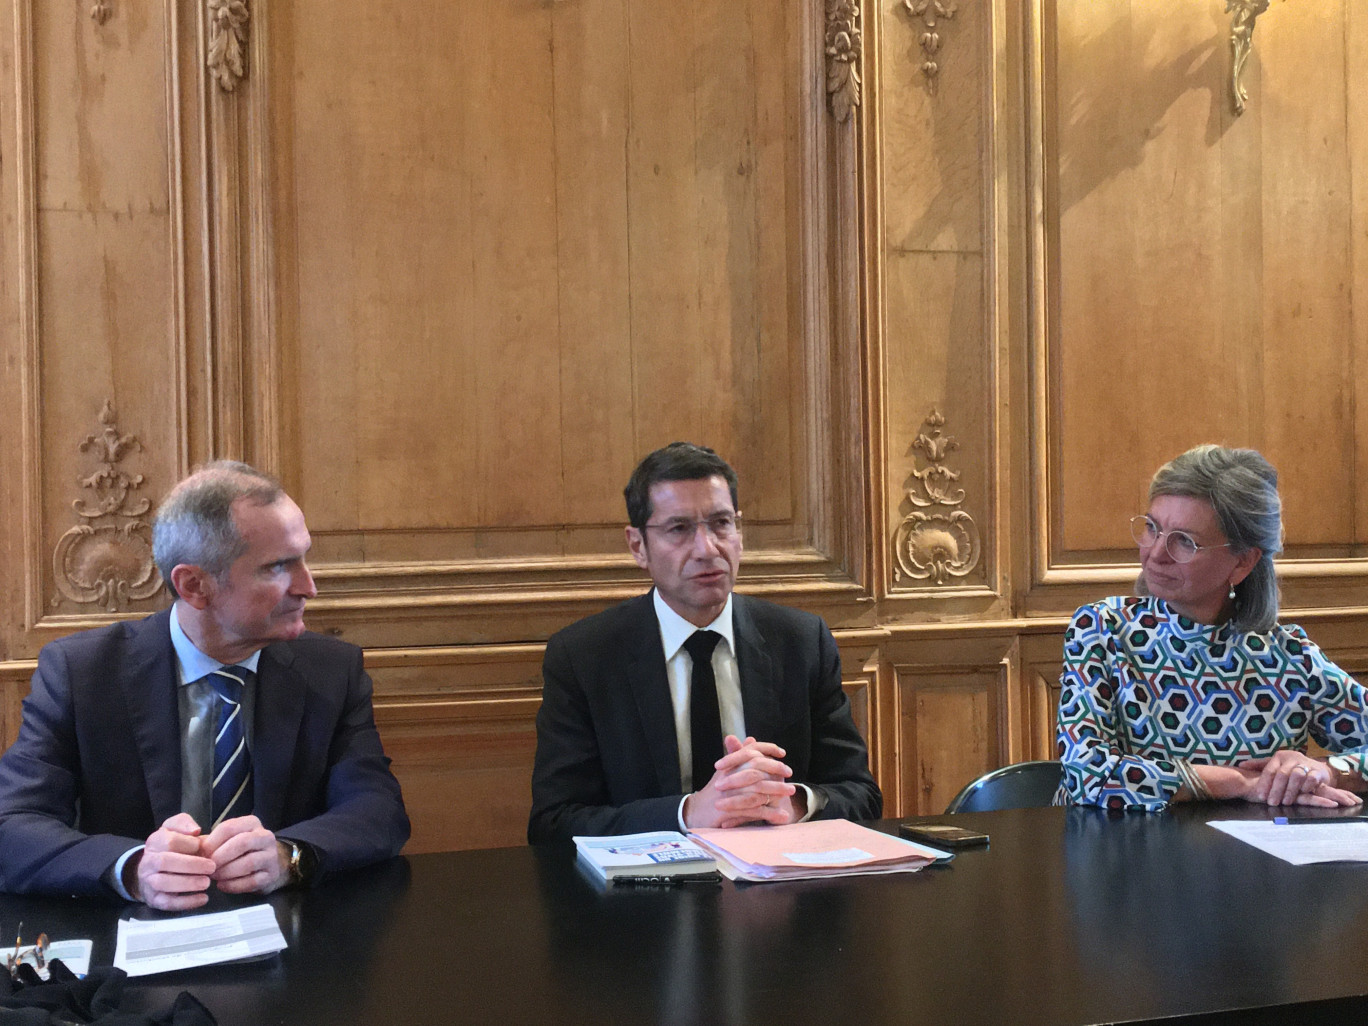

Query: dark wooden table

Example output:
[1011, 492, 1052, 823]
[5, 804, 1368, 1025]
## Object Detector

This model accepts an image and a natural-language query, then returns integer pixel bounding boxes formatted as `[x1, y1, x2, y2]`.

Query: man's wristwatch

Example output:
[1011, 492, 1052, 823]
[282, 839, 315, 886]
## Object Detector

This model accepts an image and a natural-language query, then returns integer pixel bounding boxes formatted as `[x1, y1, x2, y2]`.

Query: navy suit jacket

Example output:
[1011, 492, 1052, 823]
[528, 592, 881, 843]
[0, 608, 410, 897]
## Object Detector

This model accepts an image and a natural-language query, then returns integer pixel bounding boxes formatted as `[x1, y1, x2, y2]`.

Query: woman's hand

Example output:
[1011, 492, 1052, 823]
[1241, 752, 1363, 807]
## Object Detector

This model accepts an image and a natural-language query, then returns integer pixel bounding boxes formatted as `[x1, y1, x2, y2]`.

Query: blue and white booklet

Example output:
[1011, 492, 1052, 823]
[573, 831, 719, 882]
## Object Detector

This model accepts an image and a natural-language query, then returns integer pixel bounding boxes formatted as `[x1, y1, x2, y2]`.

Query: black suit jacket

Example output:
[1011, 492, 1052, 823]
[528, 592, 881, 843]
[0, 608, 410, 897]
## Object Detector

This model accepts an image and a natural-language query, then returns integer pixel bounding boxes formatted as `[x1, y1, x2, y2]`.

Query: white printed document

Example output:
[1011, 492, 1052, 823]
[1209, 818, 1368, 865]
[113, 904, 286, 977]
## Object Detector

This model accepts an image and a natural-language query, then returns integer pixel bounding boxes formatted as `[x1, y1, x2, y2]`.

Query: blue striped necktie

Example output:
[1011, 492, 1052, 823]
[207, 665, 253, 827]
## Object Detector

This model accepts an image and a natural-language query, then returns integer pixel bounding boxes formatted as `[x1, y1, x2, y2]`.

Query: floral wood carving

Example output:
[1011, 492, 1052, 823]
[207, 0, 249, 92]
[901, 0, 956, 92]
[825, 0, 862, 123]
[1227, 0, 1269, 116]
[52, 401, 163, 612]
[90, 1, 112, 25]
[892, 409, 981, 586]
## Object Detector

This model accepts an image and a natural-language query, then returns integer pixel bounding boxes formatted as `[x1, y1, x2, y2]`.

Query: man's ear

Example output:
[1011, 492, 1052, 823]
[170, 564, 215, 610]
[625, 526, 650, 571]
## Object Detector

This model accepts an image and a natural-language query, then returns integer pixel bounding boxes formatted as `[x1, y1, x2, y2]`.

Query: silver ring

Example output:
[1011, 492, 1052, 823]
[1299, 765, 1313, 774]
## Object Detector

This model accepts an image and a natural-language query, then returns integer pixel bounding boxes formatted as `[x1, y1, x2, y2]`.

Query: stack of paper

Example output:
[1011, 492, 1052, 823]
[690, 819, 949, 882]
[573, 831, 719, 882]
[113, 904, 287, 977]
[1209, 819, 1368, 865]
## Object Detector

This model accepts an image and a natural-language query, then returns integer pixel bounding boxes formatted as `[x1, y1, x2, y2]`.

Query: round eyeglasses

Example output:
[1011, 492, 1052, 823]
[1129, 515, 1231, 563]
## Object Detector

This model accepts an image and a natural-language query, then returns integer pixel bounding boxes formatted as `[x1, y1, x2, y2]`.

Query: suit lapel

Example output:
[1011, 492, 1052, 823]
[625, 592, 683, 795]
[733, 595, 780, 738]
[120, 608, 185, 823]
[251, 641, 306, 830]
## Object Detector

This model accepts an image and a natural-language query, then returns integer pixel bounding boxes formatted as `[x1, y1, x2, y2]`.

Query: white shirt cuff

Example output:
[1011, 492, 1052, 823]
[109, 845, 144, 901]
[680, 785, 822, 830]
[794, 784, 822, 822]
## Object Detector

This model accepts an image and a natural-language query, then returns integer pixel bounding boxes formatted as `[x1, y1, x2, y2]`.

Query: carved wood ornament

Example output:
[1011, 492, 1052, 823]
[52, 401, 163, 612]
[892, 409, 981, 585]
[207, 0, 249, 92]
[825, 0, 862, 123]
[1227, 0, 1268, 116]
[901, 0, 957, 92]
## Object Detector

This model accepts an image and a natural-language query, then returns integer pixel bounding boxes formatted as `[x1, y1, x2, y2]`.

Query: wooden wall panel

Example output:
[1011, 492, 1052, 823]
[888, 634, 1017, 816]
[6, 0, 1368, 857]
[876, 0, 1000, 613]
[1257, 2, 1354, 545]
[1021, 633, 1066, 761]
[1353, 3, 1368, 545]
[263, 1, 808, 554]
[898, 664, 1002, 816]
[244, 0, 867, 649]
[0, 663, 33, 753]
[6, 1, 194, 655]
[1030, 0, 1368, 617]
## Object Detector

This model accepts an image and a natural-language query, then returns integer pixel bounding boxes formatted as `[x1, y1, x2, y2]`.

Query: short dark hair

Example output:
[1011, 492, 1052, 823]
[152, 460, 283, 598]
[623, 443, 739, 528]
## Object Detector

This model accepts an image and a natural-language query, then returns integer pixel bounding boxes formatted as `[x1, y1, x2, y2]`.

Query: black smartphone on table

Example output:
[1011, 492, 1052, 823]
[899, 822, 990, 848]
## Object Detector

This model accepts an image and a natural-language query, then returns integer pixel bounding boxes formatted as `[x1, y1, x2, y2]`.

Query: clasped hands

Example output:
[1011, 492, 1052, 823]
[683, 734, 806, 829]
[128, 812, 292, 911]
[1203, 751, 1364, 809]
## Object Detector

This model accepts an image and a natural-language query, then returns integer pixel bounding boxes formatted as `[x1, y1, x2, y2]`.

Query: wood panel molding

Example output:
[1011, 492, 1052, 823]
[51, 401, 162, 613]
[825, 0, 863, 122]
[900, 0, 958, 91]
[891, 408, 982, 588]
[206, 0, 249, 92]
[11, 0, 41, 640]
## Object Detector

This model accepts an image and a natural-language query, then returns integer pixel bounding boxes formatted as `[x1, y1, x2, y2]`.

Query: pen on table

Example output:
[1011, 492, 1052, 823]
[612, 874, 722, 887]
[1272, 816, 1368, 825]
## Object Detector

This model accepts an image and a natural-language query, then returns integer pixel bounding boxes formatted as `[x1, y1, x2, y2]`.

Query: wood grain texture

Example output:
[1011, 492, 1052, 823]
[5, 0, 1368, 853]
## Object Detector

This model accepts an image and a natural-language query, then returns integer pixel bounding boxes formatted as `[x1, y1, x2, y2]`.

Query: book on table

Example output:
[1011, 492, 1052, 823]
[573, 830, 719, 882]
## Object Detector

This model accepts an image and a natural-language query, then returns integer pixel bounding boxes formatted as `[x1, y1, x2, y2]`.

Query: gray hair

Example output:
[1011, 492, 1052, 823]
[152, 460, 283, 598]
[1142, 445, 1282, 633]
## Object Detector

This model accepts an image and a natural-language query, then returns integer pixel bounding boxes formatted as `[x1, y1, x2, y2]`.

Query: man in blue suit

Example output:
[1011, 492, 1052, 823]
[529, 443, 880, 844]
[0, 462, 409, 909]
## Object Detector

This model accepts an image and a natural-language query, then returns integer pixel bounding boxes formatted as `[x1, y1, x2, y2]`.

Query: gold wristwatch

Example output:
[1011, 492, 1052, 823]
[1326, 754, 1356, 785]
[283, 839, 311, 886]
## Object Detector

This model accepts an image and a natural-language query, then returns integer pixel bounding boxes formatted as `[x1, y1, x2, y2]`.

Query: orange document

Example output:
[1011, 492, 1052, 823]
[690, 819, 949, 882]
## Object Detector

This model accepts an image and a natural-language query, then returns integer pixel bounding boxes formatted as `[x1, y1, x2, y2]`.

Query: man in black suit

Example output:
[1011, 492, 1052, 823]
[528, 443, 880, 843]
[0, 461, 409, 908]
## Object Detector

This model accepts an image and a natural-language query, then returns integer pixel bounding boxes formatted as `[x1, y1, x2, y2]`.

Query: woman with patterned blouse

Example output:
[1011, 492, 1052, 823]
[1056, 445, 1368, 811]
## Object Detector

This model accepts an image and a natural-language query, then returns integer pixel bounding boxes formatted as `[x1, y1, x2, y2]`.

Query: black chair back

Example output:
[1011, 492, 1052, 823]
[944, 760, 1062, 814]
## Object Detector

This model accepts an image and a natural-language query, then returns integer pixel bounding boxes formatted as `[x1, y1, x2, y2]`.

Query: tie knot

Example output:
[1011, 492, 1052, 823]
[683, 630, 721, 663]
[207, 665, 250, 701]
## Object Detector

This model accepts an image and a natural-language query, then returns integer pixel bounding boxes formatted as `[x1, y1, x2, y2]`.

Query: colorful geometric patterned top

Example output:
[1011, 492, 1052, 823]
[1055, 596, 1368, 811]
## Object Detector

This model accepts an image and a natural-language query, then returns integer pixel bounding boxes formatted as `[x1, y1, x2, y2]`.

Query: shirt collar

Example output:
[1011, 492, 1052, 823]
[653, 589, 735, 661]
[169, 601, 262, 686]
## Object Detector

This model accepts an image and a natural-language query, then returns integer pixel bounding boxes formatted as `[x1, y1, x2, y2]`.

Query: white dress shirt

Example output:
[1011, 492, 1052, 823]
[651, 590, 816, 828]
